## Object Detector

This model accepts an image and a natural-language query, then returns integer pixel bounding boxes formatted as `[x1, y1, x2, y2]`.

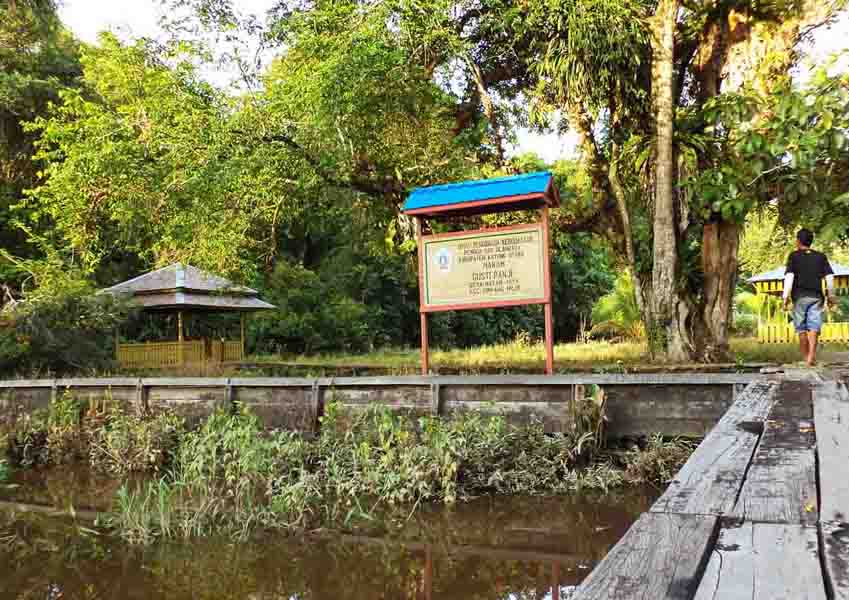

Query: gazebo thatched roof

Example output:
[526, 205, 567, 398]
[102, 263, 275, 311]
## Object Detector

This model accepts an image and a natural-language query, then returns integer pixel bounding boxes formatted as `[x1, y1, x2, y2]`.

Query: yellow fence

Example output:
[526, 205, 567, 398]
[757, 322, 849, 344]
[223, 341, 243, 362]
[754, 275, 849, 295]
[117, 339, 244, 368]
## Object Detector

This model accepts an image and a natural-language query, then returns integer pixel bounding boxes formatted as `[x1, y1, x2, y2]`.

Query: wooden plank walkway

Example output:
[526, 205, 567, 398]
[693, 523, 826, 600]
[814, 380, 849, 600]
[573, 371, 849, 600]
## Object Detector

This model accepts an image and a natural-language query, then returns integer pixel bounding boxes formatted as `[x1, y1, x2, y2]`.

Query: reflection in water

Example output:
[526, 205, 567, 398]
[0, 470, 658, 599]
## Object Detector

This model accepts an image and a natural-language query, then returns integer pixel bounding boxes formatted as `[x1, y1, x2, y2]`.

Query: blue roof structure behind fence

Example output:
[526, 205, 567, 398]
[403, 171, 559, 217]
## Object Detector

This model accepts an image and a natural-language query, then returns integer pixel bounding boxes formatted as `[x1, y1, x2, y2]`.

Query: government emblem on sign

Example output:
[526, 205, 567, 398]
[435, 247, 452, 272]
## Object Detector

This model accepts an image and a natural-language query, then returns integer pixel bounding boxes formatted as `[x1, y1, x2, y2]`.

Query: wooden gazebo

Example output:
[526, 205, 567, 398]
[748, 262, 849, 344]
[102, 263, 275, 368]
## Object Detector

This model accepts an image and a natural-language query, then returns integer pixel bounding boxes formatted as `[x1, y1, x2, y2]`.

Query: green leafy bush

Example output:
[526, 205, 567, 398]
[89, 406, 185, 475]
[590, 271, 645, 340]
[7, 412, 49, 467]
[7, 393, 183, 474]
[7, 391, 85, 467]
[0, 285, 131, 375]
[255, 261, 374, 354]
[623, 434, 696, 485]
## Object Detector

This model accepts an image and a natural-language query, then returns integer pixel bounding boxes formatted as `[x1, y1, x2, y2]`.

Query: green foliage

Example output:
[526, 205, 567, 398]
[527, 0, 650, 114]
[7, 393, 184, 474]
[112, 478, 178, 545]
[89, 406, 185, 476]
[254, 261, 373, 354]
[590, 270, 644, 340]
[7, 390, 86, 467]
[0, 277, 131, 375]
[685, 66, 849, 229]
[7, 412, 49, 468]
[623, 434, 696, 486]
[0, 0, 81, 285]
[0, 431, 8, 483]
[108, 399, 618, 543]
[23, 34, 260, 276]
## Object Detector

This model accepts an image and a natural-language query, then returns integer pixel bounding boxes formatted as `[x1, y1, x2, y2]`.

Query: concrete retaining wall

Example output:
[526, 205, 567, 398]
[0, 374, 763, 438]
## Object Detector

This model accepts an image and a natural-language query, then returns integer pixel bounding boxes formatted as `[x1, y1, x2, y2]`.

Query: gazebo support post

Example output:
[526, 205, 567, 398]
[177, 310, 184, 366]
[240, 312, 247, 360]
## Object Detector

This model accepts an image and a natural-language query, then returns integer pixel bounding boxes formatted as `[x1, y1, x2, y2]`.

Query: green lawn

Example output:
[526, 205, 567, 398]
[254, 337, 847, 372]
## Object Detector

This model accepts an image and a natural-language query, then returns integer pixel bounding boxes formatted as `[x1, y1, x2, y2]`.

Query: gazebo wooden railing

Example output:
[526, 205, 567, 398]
[749, 262, 849, 345]
[116, 340, 244, 368]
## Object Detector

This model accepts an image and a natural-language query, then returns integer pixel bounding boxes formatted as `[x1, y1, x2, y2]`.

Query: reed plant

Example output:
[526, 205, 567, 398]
[623, 434, 696, 485]
[108, 396, 629, 544]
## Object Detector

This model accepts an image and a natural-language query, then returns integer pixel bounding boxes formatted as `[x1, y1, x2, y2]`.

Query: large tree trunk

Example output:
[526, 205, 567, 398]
[701, 220, 739, 361]
[648, 0, 690, 360]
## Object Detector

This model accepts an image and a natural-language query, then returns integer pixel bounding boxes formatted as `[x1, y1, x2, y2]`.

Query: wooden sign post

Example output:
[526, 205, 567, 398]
[404, 172, 560, 374]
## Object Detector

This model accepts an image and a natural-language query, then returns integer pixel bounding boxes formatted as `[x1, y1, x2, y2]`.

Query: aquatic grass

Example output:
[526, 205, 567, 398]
[111, 479, 176, 545]
[109, 396, 627, 543]
[8, 411, 50, 467]
[623, 434, 697, 486]
[88, 406, 184, 475]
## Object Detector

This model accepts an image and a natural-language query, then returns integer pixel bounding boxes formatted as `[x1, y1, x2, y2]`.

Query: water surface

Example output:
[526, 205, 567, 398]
[0, 468, 658, 599]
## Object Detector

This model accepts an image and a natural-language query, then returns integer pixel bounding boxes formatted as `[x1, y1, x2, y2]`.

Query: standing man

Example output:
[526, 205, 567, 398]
[782, 229, 836, 366]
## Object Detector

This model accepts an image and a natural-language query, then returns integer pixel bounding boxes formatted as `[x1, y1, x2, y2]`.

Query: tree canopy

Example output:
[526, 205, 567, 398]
[1, 0, 848, 363]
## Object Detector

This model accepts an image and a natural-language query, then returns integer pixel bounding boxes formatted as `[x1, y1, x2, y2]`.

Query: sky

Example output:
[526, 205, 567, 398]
[59, 1, 848, 164]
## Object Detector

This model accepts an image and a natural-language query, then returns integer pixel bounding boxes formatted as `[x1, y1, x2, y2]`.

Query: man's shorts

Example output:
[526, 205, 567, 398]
[793, 296, 824, 333]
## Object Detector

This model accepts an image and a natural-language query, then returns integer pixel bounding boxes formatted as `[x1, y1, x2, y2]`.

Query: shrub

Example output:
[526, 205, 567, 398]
[254, 261, 374, 354]
[7, 391, 85, 467]
[623, 434, 696, 485]
[0, 433, 8, 482]
[45, 391, 88, 463]
[0, 286, 131, 375]
[89, 406, 185, 475]
[7, 415, 49, 467]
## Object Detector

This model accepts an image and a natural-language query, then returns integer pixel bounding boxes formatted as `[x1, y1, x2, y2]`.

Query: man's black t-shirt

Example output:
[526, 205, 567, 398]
[785, 249, 833, 300]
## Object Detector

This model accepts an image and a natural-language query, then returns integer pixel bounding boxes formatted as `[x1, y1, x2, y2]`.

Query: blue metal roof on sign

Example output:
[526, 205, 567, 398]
[403, 171, 554, 213]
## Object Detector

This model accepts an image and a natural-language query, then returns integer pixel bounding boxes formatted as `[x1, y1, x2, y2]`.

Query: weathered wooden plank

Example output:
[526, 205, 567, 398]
[0, 373, 763, 389]
[436, 374, 761, 386]
[55, 377, 140, 388]
[771, 381, 813, 419]
[140, 377, 228, 387]
[821, 520, 849, 600]
[651, 381, 779, 516]
[229, 377, 317, 387]
[604, 384, 734, 438]
[814, 382, 849, 524]
[571, 512, 718, 600]
[693, 522, 826, 600]
[731, 410, 817, 524]
[0, 379, 54, 388]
